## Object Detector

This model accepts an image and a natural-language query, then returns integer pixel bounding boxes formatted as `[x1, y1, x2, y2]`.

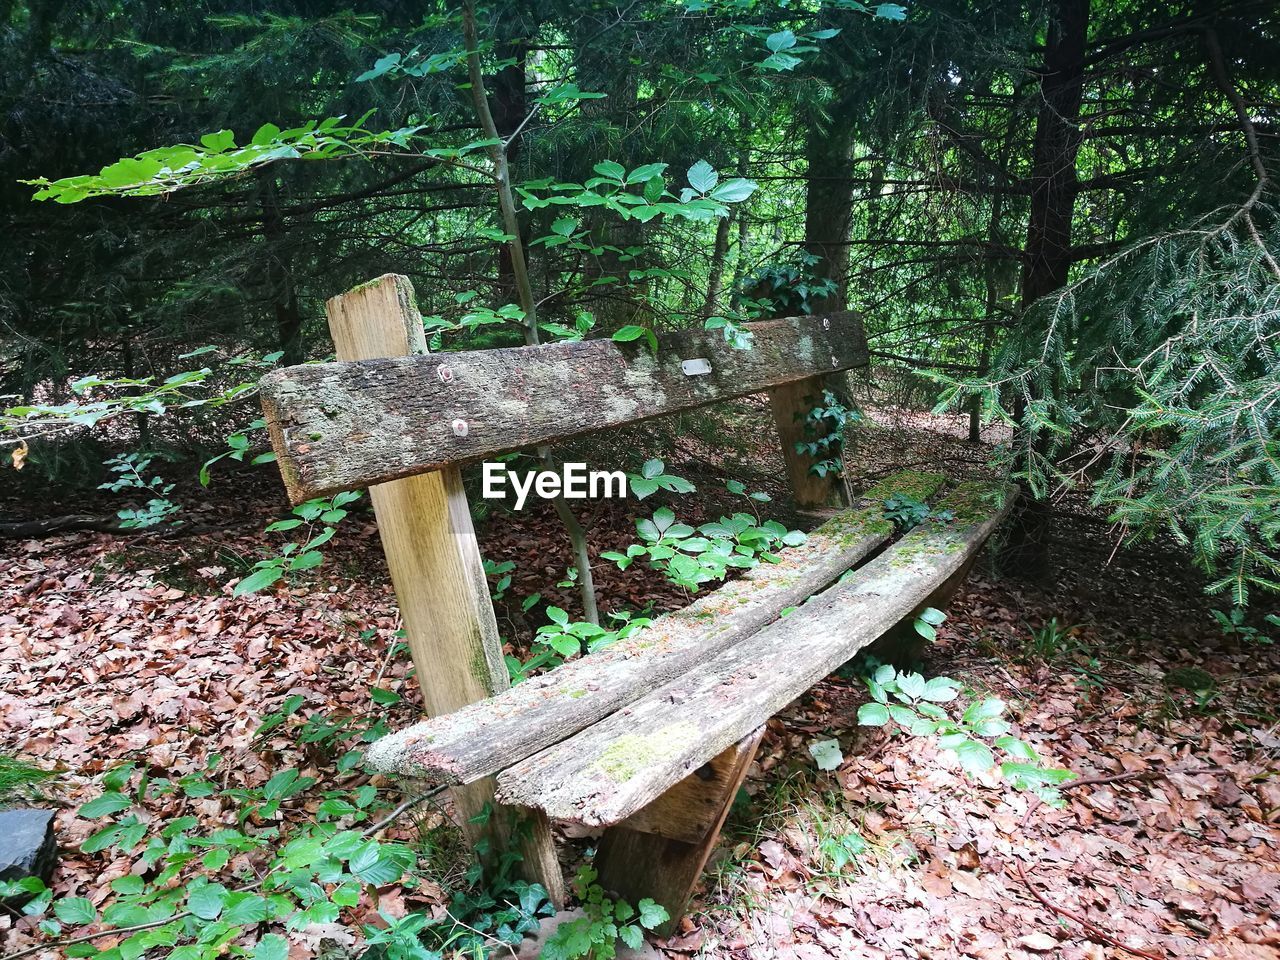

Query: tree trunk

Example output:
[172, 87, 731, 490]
[491, 34, 530, 308]
[256, 170, 304, 365]
[701, 213, 732, 318]
[803, 108, 857, 314]
[1004, 0, 1089, 578]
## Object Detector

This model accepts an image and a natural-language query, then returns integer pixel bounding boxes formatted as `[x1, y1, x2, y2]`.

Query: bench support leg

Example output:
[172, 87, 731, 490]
[325, 275, 564, 905]
[769, 376, 836, 509]
[594, 726, 765, 938]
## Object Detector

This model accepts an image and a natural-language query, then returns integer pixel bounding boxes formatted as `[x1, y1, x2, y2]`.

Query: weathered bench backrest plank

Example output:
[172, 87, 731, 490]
[260, 310, 867, 502]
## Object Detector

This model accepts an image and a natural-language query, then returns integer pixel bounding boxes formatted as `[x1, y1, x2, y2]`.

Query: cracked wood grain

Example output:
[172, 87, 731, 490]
[260, 311, 868, 502]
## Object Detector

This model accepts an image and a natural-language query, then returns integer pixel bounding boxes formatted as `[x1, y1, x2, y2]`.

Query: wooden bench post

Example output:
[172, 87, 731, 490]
[769, 374, 835, 509]
[593, 726, 765, 937]
[324, 274, 564, 904]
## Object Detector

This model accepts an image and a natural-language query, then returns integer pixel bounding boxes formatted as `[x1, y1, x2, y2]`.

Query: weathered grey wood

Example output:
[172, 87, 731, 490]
[319, 274, 564, 905]
[594, 727, 765, 938]
[260, 311, 868, 502]
[363, 470, 943, 786]
[494, 482, 1016, 826]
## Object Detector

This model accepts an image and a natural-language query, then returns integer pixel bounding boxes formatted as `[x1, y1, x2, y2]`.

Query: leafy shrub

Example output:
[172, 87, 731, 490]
[541, 868, 668, 960]
[856, 664, 1074, 804]
[602, 506, 806, 593]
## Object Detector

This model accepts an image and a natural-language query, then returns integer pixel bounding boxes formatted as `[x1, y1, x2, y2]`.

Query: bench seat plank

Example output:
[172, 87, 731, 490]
[493, 481, 1015, 826]
[363, 470, 944, 786]
[259, 311, 867, 502]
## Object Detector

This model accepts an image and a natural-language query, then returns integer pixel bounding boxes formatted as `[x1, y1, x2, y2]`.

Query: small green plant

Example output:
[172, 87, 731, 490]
[724, 477, 771, 504]
[98, 453, 181, 529]
[540, 867, 668, 960]
[817, 831, 866, 874]
[795, 389, 861, 479]
[1212, 607, 1274, 645]
[484, 558, 516, 601]
[703, 313, 755, 350]
[739, 250, 837, 316]
[507, 610, 652, 682]
[234, 490, 363, 596]
[626, 458, 695, 500]
[1026, 617, 1084, 659]
[881, 494, 954, 532]
[912, 607, 947, 642]
[0, 755, 56, 804]
[199, 418, 276, 486]
[602, 506, 805, 593]
[856, 664, 1074, 804]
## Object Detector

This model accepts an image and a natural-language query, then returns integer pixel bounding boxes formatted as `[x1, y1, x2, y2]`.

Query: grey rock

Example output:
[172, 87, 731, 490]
[0, 808, 57, 903]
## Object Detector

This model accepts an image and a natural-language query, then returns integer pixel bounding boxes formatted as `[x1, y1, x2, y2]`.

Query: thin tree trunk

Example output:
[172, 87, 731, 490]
[803, 108, 857, 314]
[464, 2, 600, 625]
[702, 214, 732, 318]
[1004, 0, 1089, 578]
[256, 170, 304, 365]
[732, 204, 747, 309]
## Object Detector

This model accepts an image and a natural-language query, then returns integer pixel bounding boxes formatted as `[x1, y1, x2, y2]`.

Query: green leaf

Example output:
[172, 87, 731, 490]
[349, 841, 413, 886]
[637, 898, 669, 930]
[962, 698, 1005, 725]
[593, 160, 627, 182]
[79, 792, 132, 818]
[221, 892, 271, 925]
[630, 477, 659, 500]
[263, 768, 312, 800]
[53, 898, 97, 926]
[288, 550, 325, 572]
[922, 677, 960, 702]
[369, 686, 401, 706]
[875, 3, 909, 20]
[913, 620, 937, 642]
[954, 739, 995, 777]
[766, 29, 797, 52]
[612, 325, 649, 343]
[857, 702, 890, 726]
[252, 934, 288, 960]
[619, 925, 644, 949]
[708, 179, 756, 203]
[186, 880, 229, 920]
[896, 672, 926, 700]
[686, 160, 718, 194]
[808, 738, 843, 771]
[627, 162, 667, 184]
[233, 566, 283, 597]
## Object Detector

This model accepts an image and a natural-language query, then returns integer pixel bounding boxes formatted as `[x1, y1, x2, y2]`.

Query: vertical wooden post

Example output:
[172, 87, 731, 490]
[594, 726, 765, 937]
[326, 274, 563, 904]
[769, 374, 835, 509]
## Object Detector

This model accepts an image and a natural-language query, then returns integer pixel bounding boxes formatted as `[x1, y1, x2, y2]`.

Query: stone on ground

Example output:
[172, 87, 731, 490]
[0, 808, 57, 904]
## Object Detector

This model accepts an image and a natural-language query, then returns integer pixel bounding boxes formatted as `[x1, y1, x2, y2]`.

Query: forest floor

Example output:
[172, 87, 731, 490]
[3, 400, 1279, 960]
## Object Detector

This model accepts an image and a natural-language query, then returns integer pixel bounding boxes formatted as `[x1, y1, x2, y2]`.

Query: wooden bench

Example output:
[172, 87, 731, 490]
[258, 274, 1015, 932]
